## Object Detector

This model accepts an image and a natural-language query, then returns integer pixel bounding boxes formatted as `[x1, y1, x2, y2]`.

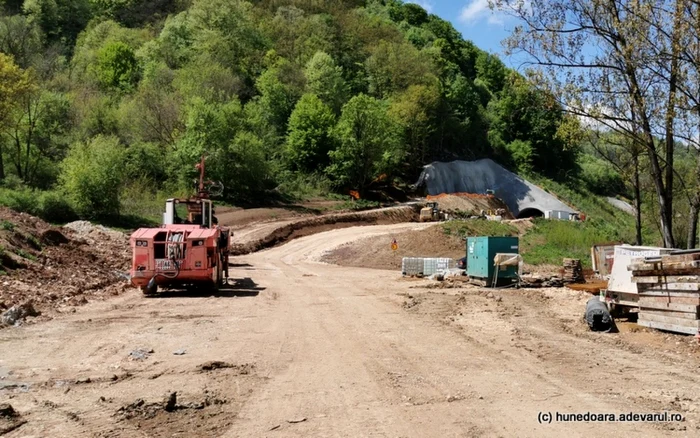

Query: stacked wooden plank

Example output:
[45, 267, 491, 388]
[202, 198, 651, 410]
[563, 258, 585, 284]
[629, 252, 700, 335]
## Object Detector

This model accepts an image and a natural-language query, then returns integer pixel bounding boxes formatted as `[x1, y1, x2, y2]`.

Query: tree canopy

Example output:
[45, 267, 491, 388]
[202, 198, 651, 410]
[0, 0, 583, 221]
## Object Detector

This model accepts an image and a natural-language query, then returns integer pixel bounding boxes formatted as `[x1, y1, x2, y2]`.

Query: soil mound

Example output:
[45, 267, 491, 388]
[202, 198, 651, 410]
[0, 208, 130, 326]
[321, 224, 465, 271]
[426, 193, 514, 218]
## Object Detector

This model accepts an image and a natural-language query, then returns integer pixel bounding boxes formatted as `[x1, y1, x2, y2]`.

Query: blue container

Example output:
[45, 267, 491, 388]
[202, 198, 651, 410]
[466, 236, 519, 286]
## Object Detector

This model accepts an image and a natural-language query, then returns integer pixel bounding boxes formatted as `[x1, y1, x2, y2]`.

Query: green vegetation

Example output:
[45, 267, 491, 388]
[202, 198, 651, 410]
[442, 220, 518, 239]
[0, 0, 581, 225]
[0, 0, 695, 252]
[11, 247, 37, 262]
[520, 220, 619, 268]
[331, 199, 381, 211]
[0, 220, 14, 231]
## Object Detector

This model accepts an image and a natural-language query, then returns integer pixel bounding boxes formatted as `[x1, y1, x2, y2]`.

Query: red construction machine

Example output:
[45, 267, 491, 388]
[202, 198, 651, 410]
[129, 157, 231, 295]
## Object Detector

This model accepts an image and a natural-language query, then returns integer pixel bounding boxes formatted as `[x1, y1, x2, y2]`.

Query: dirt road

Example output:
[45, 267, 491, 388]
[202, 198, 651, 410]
[1, 223, 699, 437]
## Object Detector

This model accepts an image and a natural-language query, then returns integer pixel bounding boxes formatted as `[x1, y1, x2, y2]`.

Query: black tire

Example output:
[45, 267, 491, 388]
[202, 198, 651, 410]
[142, 284, 157, 296]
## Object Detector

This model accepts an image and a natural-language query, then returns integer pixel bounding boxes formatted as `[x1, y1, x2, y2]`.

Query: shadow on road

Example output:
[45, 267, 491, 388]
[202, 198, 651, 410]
[147, 277, 265, 298]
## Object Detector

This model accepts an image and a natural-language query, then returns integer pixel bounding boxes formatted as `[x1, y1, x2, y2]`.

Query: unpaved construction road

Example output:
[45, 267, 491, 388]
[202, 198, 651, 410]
[1, 223, 700, 437]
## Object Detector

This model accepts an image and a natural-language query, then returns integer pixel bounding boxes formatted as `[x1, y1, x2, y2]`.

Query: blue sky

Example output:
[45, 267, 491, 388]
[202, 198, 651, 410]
[407, 1, 522, 68]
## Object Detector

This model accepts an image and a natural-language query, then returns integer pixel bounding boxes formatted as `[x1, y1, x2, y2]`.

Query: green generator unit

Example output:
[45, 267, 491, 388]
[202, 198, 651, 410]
[466, 236, 519, 286]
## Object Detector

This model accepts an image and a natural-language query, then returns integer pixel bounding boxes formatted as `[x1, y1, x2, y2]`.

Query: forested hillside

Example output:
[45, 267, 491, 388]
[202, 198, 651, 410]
[0, 0, 581, 221]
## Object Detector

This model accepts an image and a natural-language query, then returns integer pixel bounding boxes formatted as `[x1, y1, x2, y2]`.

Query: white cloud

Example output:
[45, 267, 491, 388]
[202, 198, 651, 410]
[459, 0, 491, 23]
[408, 1, 433, 13]
[460, 0, 524, 26]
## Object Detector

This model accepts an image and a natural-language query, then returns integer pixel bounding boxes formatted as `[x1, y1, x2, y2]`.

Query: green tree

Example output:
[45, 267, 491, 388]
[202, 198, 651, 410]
[59, 135, 126, 218]
[286, 93, 335, 172]
[23, 0, 92, 48]
[327, 94, 401, 191]
[475, 52, 506, 93]
[256, 55, 305, 133]
[0, 53, 35, 180]
[188, 0, 268, 82]
[94, 41, 140, 91]
[174, 96, 271, 201]
[155, 11, 193, 69]
[305, 51, 347, 113]
[119, 63, 183, 146]
[388, 84, 440, 171]
[71, 19, 149, 84]
[6, 90, 72, 187]
[365, 40, 435, 98]
[0, 14, 42, 68]
[173, 56, 243, 103]
[487, 72, 577, 180]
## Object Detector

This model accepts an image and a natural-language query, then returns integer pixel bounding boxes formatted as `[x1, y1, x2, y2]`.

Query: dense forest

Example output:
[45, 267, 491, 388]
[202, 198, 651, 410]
[2, 0, 699, 248]
[0, 0, 580, 216]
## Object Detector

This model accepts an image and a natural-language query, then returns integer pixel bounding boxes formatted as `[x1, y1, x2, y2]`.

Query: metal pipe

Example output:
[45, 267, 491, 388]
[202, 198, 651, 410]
[669, 249, 700, 255]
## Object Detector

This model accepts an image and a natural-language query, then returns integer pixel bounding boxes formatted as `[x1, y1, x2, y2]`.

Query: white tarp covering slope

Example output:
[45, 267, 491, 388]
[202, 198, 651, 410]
[606, 197, 635, 216]
[415, 159, 575, 218]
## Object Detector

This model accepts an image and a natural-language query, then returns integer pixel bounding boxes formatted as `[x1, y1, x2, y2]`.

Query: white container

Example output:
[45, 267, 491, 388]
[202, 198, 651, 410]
[544, 210, 572, 220]
[402, 257, 457, 276]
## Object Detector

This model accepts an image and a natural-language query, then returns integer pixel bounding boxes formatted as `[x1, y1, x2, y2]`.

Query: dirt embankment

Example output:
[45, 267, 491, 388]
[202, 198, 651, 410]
[230, 205, 420, 255]
[0, 208, 130, 326]
[427, 193, 514, 218]
[322, 224, 465, 271]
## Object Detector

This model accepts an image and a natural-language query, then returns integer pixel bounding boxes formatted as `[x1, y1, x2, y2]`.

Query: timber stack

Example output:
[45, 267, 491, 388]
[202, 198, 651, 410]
[563, 258, 585, 284]
[628, 251, 700, 335]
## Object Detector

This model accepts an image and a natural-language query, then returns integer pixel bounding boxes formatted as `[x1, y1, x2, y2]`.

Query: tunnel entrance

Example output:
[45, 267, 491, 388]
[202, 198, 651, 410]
[517, 208, 544, 219]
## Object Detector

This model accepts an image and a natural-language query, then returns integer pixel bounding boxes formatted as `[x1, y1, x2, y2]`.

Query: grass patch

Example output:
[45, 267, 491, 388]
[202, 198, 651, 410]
[0, 188, 77, 224]
[520, 219, 622, 268]
[1, 220, 15, 232]
[11, 248, 37, 262]
[442, 220, 518, 239]
[275, 173, 334, 201]
[526, 174, 648, 244]
[331, 199, 381, 211]
[24, 234, 42, 251]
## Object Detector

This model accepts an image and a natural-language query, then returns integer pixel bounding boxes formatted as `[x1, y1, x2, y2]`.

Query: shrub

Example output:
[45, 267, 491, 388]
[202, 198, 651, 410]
[39, 191, 78, 223]
[0, 188, 39, 216]
[59, 135, 126, 219]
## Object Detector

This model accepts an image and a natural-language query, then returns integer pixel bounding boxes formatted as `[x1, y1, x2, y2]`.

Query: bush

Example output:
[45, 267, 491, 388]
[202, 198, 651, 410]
[0, 188, 40, 216]
[59, 135, 126, 219]
[275, 172, 333, 201]
[579, 156, 626, 196]
[120, 177, 169, 222]
[39, 191, 78, 223]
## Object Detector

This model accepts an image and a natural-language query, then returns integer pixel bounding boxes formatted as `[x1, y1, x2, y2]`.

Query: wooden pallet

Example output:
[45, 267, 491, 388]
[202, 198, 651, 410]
[632, 275, 700, 291]
[638, 294, 700, 307]
[630, 252, 700, 335]
[637, 317, 700, 335]
[628, 260, 700, 272]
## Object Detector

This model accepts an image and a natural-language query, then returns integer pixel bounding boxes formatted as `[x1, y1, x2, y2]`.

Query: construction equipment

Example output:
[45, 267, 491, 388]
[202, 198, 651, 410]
[419, 201, 440, 222]
[129, 156, 231, 295]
